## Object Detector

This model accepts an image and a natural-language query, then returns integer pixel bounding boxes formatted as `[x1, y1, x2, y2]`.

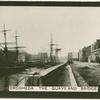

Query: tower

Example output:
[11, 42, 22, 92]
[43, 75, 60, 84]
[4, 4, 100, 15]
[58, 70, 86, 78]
[55, 44, 61, 63]
[49, 33, 56, 63]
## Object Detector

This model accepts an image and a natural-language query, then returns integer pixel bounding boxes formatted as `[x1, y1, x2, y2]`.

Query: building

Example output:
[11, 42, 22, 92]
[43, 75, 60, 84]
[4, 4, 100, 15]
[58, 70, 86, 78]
[0, 49, 22, 65]
[68, 52, 78, 60]
[29, 52, 49, 64]
[91, 39, 100, 62]
[38, 52, 48, 63]
[78, 49, 83, 61]
[18, 52, 26, 62]
[78, 45, 91, 62]
[78, 39, 100, 63]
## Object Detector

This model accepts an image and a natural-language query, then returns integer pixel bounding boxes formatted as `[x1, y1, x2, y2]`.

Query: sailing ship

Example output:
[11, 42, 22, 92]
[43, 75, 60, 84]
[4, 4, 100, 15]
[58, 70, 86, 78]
[0, 24, 26, 74]
[0, 25, 61, 74]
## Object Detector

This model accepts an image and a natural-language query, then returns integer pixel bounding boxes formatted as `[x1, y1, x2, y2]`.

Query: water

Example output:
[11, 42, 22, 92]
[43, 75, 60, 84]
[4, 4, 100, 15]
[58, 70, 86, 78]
[0, 67, 42, 91]
[0, 65, 71, 91]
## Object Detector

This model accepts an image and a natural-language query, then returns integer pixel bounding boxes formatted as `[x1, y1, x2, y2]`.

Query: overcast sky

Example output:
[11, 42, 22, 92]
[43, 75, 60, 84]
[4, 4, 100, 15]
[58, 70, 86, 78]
[0, 7, 100, 56]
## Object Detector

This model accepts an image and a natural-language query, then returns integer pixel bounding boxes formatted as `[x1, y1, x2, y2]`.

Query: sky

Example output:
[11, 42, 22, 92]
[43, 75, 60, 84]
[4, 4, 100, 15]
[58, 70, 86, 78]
[0, 7, 100, 57]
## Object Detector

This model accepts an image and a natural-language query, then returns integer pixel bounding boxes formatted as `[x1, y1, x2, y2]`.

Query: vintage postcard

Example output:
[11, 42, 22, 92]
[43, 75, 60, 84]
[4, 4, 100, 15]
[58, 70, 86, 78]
[0, 1, 100, 98]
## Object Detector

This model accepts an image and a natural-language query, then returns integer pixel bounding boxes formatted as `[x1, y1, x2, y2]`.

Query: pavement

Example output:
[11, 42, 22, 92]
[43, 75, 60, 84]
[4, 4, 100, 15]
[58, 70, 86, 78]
[73, 61, 100, 86]
[67, 65, 77, 87]
[74, 61, 99, 68]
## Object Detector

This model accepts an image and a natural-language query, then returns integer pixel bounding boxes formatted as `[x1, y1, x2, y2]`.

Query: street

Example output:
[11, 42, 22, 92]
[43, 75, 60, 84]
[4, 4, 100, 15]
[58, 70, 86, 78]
[73, 61, 100, 86]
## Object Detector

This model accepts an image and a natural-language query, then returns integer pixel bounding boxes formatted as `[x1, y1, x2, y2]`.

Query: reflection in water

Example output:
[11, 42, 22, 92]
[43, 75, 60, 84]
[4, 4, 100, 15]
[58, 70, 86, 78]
[0, 67, 41, 91]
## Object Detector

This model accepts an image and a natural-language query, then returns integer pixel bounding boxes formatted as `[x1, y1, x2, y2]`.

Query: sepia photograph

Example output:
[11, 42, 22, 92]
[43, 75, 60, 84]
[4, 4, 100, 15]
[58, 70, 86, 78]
[0, 1, 100, 98]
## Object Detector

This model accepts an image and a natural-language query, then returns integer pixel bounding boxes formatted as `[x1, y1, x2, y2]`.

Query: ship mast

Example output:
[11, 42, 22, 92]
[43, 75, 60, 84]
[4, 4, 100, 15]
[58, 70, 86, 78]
[0, 24, 11, 63]
[15, 31, 20, 63]
[49, 33, 56, 63]
[9, 31, 25, 63]
[55, 43, 61, 63]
